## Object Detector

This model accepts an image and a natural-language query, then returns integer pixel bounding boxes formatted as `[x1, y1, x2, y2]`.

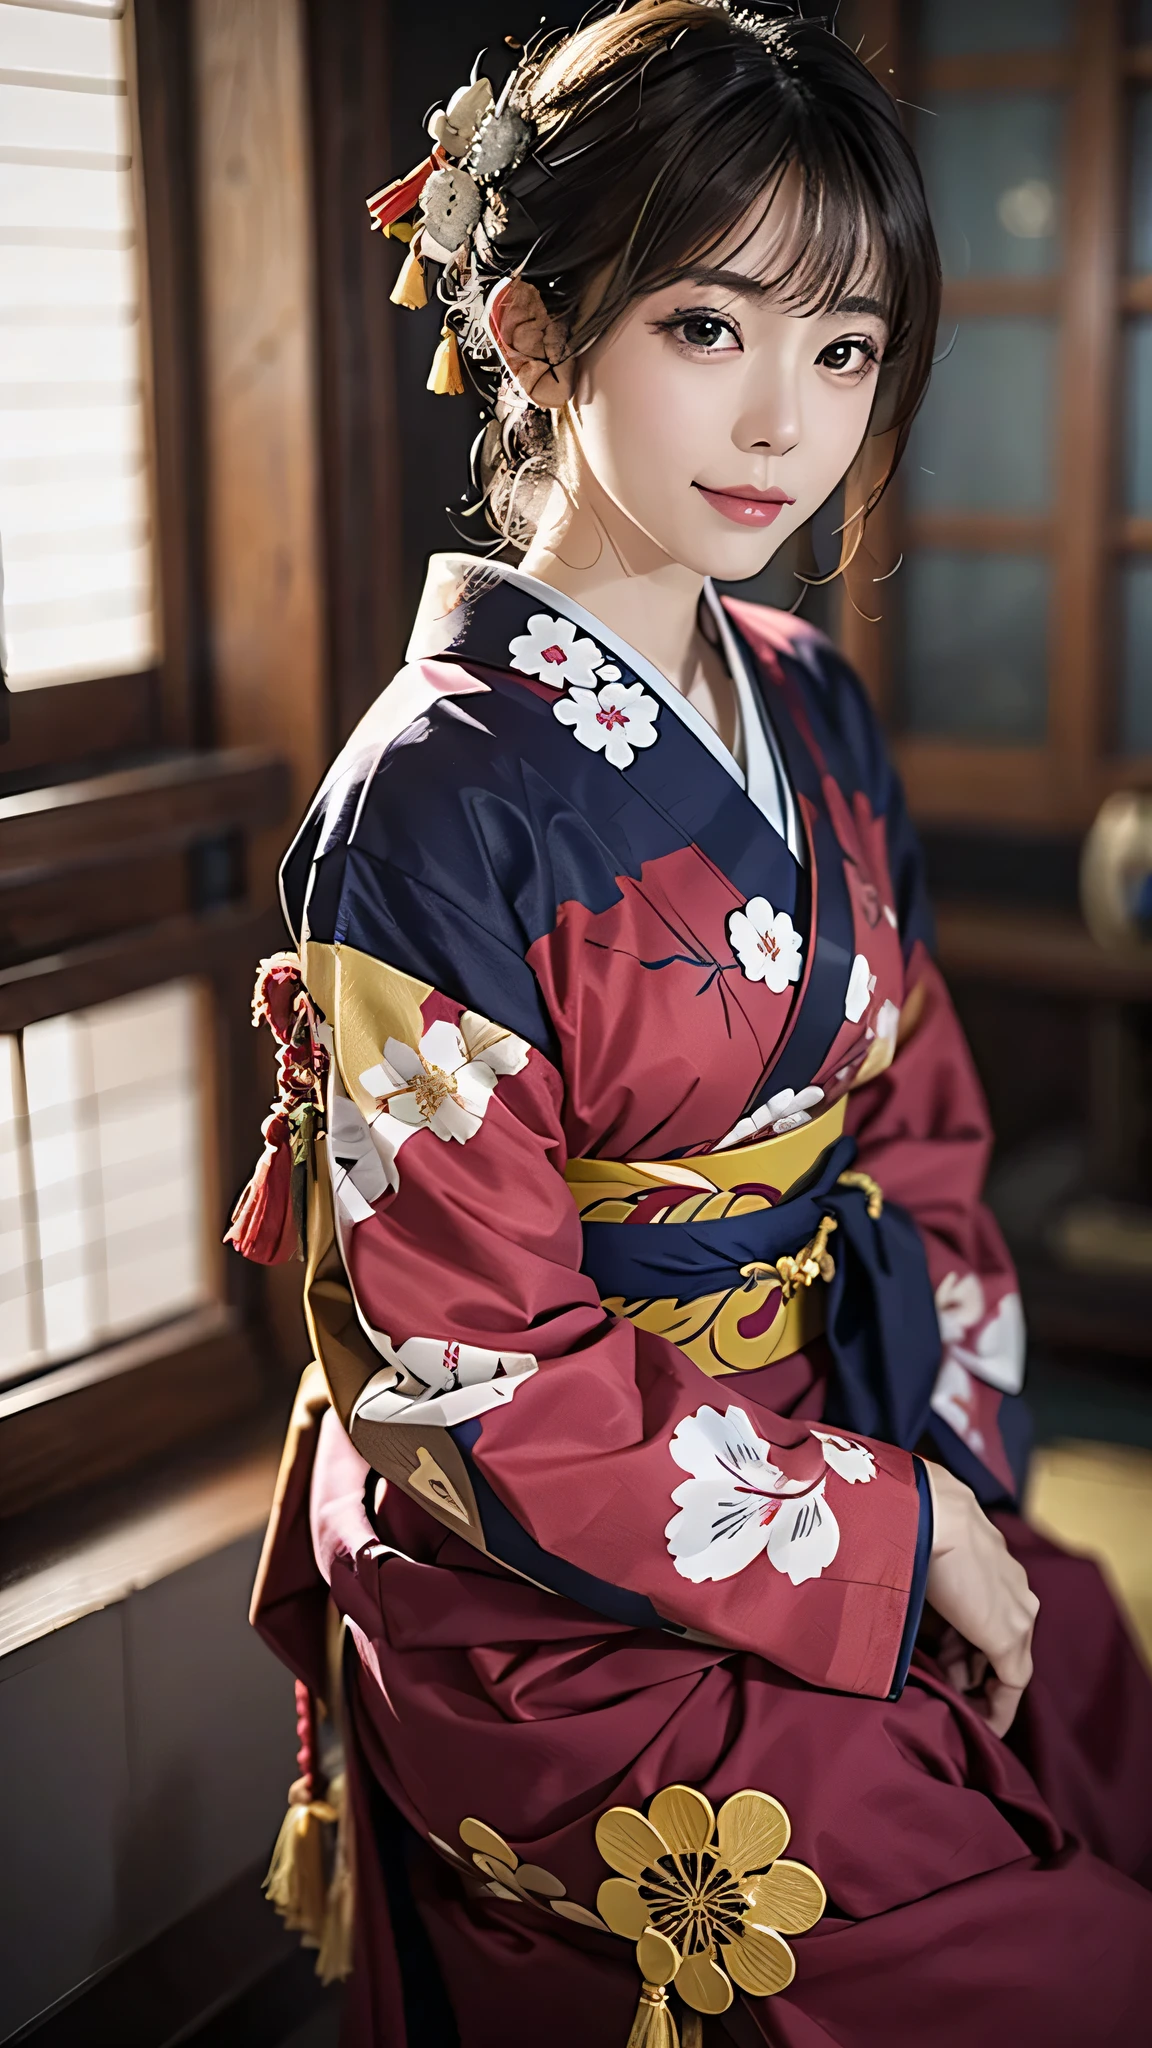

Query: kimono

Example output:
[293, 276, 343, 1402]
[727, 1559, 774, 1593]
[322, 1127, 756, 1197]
[249, 556, 1152, 2047]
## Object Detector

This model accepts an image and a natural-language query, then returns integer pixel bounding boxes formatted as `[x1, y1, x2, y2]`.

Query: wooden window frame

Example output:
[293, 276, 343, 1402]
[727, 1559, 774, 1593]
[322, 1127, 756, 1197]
[0, 5, 309, 1522]
[1, 0, 208, 777]
[0, 751, 292, 1519]
[841, 0, 1151, 830]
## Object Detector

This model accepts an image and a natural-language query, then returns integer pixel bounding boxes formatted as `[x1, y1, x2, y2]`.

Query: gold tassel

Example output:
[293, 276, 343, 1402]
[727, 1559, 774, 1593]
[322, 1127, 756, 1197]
[264, 1784, 339, 1946]
[390, 244, 426, 309]
[679, 2014, 702, 2048]
[427, 323, 465, 396]
[625, 1982, 679, 2048]
[316, 1771, 356, 1984]
[837, 1168, 884, 1220]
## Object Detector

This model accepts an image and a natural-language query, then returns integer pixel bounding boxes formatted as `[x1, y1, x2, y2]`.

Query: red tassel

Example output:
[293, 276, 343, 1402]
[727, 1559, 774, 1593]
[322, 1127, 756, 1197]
[366, 150, 441, 234]
[228, 953, 329, 1265]
[225, 1108, 297, 1264]
[252, 951, 307, 1043]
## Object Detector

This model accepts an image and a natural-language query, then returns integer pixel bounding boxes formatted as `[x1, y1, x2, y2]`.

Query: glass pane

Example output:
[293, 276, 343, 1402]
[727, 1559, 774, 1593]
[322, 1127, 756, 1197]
[899, 552, 1050, 741]
[22, 1011, 101, 1357]
[0, 980, 209, 1387]
[1130, 92, 1152, 272]
[0, 1036, 37, 1377]
[1125, 320, 1152, 512]
[908, 318, 1056, 513]
[917, 94, 1064, 278]
[0, 1, 158, 691]
[921, 0, 1073, 53]
[1120, 561, 1152, 753]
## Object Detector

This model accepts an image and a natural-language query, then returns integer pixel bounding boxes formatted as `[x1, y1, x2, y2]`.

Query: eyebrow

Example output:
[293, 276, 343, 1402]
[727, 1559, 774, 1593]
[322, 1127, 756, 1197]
[832, 294, 888, 321]
[681, 270, 889, 324]
[682, 267, 770, 299]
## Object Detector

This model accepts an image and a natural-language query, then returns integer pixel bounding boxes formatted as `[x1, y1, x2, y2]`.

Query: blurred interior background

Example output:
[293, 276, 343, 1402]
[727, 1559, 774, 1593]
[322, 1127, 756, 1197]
[1, 1, 1150, 2043]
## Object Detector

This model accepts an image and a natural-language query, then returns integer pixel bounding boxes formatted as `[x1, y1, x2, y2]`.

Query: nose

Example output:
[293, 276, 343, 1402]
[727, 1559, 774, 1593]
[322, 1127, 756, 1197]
[739, 414, 799, 460]
[735, 363, 800, 461]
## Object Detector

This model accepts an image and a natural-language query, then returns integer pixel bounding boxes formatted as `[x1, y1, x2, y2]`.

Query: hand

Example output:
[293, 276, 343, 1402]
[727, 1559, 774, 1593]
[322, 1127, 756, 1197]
[922, 1461, 1039, 1737]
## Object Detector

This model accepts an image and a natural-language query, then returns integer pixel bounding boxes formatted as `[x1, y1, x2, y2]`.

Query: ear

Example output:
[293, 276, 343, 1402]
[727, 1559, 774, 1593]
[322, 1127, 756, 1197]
[487, 276, 573, 411]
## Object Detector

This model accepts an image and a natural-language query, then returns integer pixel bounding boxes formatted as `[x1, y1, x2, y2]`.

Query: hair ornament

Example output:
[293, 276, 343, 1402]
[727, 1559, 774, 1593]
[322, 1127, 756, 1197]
[427, 323, 466, 397]
[419, 165, 483, 258]
[390, 241, 428, 310]
[427, 78, 494, 156]
[368, 57, 534, 393]
[366, 150, 445, 236]
[468, 103, 532, 184]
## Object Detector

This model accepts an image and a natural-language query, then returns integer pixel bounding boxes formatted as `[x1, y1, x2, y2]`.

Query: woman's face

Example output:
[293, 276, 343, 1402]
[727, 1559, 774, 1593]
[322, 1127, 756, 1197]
[565, 177, 889, 580]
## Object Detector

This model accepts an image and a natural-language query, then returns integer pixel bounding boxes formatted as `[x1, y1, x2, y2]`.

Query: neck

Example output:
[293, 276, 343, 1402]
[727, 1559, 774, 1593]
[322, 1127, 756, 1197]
[519, 439, 708, 695]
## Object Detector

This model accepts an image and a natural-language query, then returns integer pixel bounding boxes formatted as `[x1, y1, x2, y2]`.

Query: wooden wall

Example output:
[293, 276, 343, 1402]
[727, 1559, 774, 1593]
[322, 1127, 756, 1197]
[194, 0, 328, 887]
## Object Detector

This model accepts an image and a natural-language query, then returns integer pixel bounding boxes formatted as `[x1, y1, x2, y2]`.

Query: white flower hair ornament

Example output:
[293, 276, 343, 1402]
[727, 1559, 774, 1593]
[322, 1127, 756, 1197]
[366, 62, 534, 396]
[427, 78, 494, 158]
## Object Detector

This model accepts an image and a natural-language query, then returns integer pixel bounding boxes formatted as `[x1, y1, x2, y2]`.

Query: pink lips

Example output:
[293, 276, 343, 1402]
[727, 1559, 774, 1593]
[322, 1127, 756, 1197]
[694, 483, 796, 527]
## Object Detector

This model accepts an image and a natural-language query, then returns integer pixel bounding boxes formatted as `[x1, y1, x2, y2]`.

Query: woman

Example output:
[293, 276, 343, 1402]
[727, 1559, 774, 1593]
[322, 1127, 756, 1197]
[239, 6, 1152, 2042]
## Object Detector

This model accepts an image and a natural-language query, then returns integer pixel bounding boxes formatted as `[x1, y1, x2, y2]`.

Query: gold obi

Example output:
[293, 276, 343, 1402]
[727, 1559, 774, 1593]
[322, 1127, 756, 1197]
[565, 1099, 848, 1379]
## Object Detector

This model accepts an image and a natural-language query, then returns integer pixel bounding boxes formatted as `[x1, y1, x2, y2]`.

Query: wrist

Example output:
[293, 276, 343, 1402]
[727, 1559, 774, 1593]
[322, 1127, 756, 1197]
[923, 1459, 969, 1557]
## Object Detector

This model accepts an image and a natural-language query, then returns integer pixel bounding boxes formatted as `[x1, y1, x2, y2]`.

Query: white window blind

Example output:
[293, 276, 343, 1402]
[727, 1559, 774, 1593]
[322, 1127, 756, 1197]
[0, 0, 158, 691]
[0, 979, 209, 1387]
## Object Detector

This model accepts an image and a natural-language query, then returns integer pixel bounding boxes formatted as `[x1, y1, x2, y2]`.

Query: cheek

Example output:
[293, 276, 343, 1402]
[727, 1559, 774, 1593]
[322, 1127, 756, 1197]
[576, 343, 718, 506]
[806, 378, 876, 482]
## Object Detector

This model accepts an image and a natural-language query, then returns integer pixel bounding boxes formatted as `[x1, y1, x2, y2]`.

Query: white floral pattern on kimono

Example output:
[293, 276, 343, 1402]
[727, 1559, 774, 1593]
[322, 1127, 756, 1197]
[508, 612, 604, 688]
[930, 1357, 988, 1457]
[665, 1405, 876, 1588]
[933, 1270, 1026, 1396]
[716, 1085, 824, 1151]
[328, 1087, 391, 1227]
[845, 952, 876, 1024]
[356, 1013, 530, 1196]
[727, 898, 804, 994]
[553, 679, 660, 770]
[351, 1331, 539, 1431]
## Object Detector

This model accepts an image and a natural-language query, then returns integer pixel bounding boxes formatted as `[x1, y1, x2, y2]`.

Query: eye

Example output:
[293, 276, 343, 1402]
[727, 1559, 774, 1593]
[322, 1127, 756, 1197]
[816, 335, 880, 378]
[667, 311, 742, 355]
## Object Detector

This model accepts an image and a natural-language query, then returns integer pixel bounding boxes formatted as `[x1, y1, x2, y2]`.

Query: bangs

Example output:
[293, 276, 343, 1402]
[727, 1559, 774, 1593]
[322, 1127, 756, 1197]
[704, 144, 898, 319]
[618, 133, 899, 330]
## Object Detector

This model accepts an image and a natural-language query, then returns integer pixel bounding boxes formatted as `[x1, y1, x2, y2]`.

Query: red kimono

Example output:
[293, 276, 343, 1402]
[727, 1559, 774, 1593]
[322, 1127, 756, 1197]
[247, 557, 1152, 2046]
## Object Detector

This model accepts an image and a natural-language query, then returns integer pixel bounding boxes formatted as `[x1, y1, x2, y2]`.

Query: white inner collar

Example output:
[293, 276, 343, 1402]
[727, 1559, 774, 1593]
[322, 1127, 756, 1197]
[702, 582, 803, 863]
[415, 553, 802, 863]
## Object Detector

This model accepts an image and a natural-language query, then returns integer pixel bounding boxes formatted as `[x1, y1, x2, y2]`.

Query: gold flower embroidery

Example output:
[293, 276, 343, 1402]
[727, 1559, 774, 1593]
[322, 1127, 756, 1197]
[596, 1784, 825, 2015]
[428, 1817, 607, 1931]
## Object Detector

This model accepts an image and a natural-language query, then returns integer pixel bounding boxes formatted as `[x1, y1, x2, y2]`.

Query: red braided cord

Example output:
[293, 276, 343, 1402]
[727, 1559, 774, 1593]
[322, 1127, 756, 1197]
[294, 1678, 316, 1797]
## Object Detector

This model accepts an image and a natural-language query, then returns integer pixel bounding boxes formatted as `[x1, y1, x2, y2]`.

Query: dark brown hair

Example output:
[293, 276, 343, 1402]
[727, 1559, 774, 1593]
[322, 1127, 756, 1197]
[446, 0, 941, 552]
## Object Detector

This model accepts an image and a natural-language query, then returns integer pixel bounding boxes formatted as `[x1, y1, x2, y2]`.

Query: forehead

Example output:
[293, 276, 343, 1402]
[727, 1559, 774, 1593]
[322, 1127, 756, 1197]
[701, 163, 889, 317]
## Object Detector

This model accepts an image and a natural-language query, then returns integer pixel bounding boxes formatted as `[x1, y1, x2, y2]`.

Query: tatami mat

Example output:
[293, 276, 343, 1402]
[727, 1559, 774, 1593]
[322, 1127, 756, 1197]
[1026, 1439, 1152, 1663]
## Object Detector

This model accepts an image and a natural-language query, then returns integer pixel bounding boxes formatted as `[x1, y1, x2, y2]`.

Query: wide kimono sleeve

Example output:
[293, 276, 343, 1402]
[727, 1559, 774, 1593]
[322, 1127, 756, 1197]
[287, 729, 926, 1702]
[841, 708, 1028, 1505]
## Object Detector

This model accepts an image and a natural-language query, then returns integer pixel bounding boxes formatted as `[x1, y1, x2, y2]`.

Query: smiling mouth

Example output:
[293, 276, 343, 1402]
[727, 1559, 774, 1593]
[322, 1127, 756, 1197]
[693, 483, 796, 528]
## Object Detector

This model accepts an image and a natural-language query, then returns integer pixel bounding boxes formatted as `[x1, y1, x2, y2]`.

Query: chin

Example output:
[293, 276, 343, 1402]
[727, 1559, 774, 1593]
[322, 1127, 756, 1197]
[671, 523, 792, 584]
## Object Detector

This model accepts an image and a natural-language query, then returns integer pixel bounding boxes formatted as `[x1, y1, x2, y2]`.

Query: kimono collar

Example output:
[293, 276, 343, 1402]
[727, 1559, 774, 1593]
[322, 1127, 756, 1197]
[407, 553, 803, 862]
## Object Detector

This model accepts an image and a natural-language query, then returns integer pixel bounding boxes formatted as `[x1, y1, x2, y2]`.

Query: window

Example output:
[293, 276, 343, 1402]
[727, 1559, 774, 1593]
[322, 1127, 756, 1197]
[841, 0, 1152, 828]
[0, 0, 158, 693]
[0, 979, 211, 1387]
[0, 4, 285, 1517]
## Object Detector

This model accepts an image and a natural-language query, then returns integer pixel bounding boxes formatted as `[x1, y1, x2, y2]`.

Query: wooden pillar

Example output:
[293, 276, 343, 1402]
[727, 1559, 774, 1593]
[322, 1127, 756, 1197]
[193, 0, 327, 894]
[830, 0, 905, 717]
[193, 0, 329, 1365]
[1049, 0, 1121, 804]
